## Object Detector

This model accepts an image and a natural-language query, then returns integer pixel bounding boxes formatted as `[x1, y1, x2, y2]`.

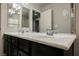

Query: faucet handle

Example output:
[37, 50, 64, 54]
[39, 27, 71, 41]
[21, 30, 24, 33]
[46, 29, 54, 35]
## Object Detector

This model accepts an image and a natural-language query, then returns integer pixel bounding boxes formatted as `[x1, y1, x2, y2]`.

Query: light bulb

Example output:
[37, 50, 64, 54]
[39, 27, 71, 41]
[17, 6, 21, 10]
[13, 4, 17, 8]
[8, 9, 11, 13]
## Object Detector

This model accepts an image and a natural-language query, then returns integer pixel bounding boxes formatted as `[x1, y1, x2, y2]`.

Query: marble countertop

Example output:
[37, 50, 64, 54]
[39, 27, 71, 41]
[4, 32, 76, 50]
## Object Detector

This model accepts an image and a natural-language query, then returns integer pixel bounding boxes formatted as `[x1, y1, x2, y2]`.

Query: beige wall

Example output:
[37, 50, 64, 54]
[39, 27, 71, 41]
[41, 3, 71, 33]
[74, 3, 79, 56]
[0, 4, 4, 55]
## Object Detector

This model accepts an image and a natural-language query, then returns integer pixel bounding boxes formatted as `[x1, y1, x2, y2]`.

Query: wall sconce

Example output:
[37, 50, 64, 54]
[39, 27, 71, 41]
[8, 9, 15, 14]
[13, 3, 21, 10]
[8, 3, 21, 15]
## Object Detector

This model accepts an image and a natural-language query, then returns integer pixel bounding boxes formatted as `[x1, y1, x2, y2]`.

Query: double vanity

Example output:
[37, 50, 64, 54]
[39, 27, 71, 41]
[3, 32, 76, 56]
[2, 3, 76, 56]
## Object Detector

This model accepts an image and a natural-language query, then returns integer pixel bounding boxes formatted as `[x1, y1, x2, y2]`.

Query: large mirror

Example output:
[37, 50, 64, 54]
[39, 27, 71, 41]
[7, 3, 76, 33]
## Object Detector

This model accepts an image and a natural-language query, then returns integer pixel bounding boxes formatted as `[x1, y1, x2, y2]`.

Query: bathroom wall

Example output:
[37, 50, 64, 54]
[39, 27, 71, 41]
[0, 4, 4, 55]
[41, 3, 71, 33]
[0, 3, 8, 54]
[74, 3, 79, 56]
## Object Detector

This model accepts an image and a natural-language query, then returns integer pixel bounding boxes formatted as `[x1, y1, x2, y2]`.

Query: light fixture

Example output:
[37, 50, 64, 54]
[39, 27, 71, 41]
[13, 4, 17, 8]
[17, 6, 21, 10]
[13, 3, 21, 10]
[8, 4, 21, 14]
[8, 9, 15, 14]
[8, 9, 11, 13]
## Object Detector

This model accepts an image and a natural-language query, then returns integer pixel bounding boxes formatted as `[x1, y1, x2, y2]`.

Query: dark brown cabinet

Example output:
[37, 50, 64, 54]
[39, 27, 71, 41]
[4, 35, 12, 55]
[3, 34, 74, 56]
[4, 35, 18, 56]
[31, 42, 63, 56]
[3, 34, 32, 56]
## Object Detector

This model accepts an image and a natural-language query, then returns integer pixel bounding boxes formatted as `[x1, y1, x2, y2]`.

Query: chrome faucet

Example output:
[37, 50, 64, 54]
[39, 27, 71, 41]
[46, 29, 54, 35]
[18, 28, 24, 33]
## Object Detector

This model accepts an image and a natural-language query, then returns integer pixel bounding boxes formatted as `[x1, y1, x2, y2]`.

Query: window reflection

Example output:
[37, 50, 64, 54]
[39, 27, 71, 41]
[8, 3, 21, 28]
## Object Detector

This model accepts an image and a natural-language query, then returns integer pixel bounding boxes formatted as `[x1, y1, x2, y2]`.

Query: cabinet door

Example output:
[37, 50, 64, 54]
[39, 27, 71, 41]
[19, 39, 31, 55]
[3, 35, 7, 54]
[7, 42, 12, 56]
[4, 35, 12, 56]
[11, 46, 18, 56]
[31, 42, 64, 56]
[19, 39, 29, 52]
[4, 35, 18, 56]
[11, 37, 18, 56]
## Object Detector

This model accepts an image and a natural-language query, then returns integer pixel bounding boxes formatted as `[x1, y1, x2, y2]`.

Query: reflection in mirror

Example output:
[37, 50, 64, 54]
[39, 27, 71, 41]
[7, 3, 21, 28]
[32, 10, 40, 32]
[39, 3, 76, 33]
[7, 3, 76, 34]
[22, 7, 30, 28]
